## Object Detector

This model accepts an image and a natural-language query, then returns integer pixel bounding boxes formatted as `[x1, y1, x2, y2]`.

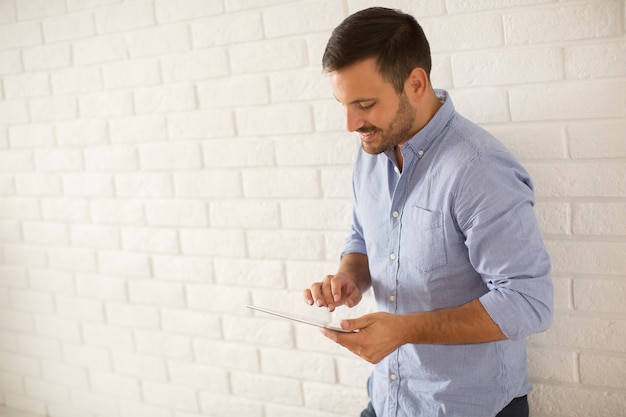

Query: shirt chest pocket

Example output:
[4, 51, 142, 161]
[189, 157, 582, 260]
[401, 206, 448, 272]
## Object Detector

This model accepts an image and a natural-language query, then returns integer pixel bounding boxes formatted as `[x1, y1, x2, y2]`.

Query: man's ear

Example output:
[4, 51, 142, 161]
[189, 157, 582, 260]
[405, 67, 429, 99]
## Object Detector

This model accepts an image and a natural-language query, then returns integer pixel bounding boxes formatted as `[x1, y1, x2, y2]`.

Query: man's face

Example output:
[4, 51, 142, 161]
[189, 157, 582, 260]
[330, 57, 417, 155]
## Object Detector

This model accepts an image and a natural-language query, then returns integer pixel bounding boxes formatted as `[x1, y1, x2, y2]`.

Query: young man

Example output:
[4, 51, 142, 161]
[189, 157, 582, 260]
[304, 8, 553, 417]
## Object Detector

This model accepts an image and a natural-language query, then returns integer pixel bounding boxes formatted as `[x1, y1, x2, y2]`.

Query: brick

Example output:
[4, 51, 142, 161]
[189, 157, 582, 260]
[106, 302, 160, 329]
[0, 50, 22, 74]
[0, 371, 23, 393]
[142, 381, 199, 412]
[568, 119, 626, 158]
[41, 361, 89, 388]
[62, 343, 111, 373]
[573, 278, 626, 314]
[42, 12, 95, 42]
[222, 315, 293, 348]
[155, 0, 223, 23]
[210, 200, 279, 229]
[109, 115, 167, 143]
[336, 356, 373, 387]
[3, 243, 47, 267]
[79, 91, 133, 118]
[90, 371, 141, 400]
[83, 323, 134, 351]
[121, 227, 179, 254]
[3, 72, 50, 98]
[504, 2, 623, 45]
[197, 75, 268, 108]
[312, 100, 343, 132]
[4, 392, 45, 416]
[70, 390, 118, 417]
[14, 333, 61, 360]
[162, 309, 221, 338]
[168, 360, 229, 393]
[0, 22, 42, 49]
[320, 167, 352, 198]
[453, 47, 562, 87]
[115, 173, 173, 198]
[28, 269, 74, 295]
[145, 200, 207, 227]
[22, 43, 70, 71]
[528, 161, 625, 198]
[167, 110, 235, 140]
[73, 35, 128, 65]
[128, 24, 191, 58]
[274, 133, 357, 166]
[9, 124, 55, 148]
[160, 49, 229, 82]
[48, 246, 97, 273]
[62, 173, 114, 197]
[186, 283, 248, 315]
[51, 66, 103, 95]
[193, 339, 259, 371]
[138, 141, 202, 170]
[29, 95, 77, 121]
[270, 69, 328, 103]
[90, 199, 145, 225]
[486, 123, 567, 161]
[230, 38, 308, 74]
[535, 202, 570, 236]
[565, 40, 626, 79]
[99, 250, 151, 278]
[35, 316, 81, 343]
[532, 383, 626, 417]
[199, 392, 263, 417]
[547, 240, 626, 276]
[0, 309, 34, 332]
[0, 220, 23, 243]
[94, 0, 155, 34]
[449, 87, 509, 124]
[22, 220, 68, 244]
[70, 223, 120, 250]
[9, 288, 54, 314]
[152, 254, 213, 282]
[248, 230, 325, 261]
[135, 330, 193, 360]
[0, 100, 29, 124]
[16, 0, 66, 20]
[103, 58, 161, 89]
[179, 229, 246, 257]
[214, 258, 284, 288]
[191, 11, 262, 47]
[201, 138, 274, 168]
[303, 381, 368, 415]
[42, 197, 90, 222]
[67, 0, 123, 12]
[120, 401, 172, 417]
[134, 84, 196, 115]
[242, 168, 321, 198]
[75, 273, 127, 302]
[425, 13, 503, 52]
[572, 202, 626, 236]
[34, 148, 83, 172]
[50, 291, 103, 327]
[0, 150, 34, 172]
[128, 280, 185, 307]
[263, 1, 344, 37]
[281, 200, 352, 230]
[526, 346, 577, 383]
[48, 403, 96, 417]
[85, 145, 137, 171]
[261, 347, 335, 383]
[580, 352, 626, 389]
[230, 371, 303, 406]
[25, 377, 69, 404]
[174, 171, 242, 199]
[0, 1, 17, 24]
[113, 351, 168, 382]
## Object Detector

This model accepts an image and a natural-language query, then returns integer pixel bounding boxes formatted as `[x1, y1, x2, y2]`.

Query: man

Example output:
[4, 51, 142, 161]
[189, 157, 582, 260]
[303, 7, 553, 417]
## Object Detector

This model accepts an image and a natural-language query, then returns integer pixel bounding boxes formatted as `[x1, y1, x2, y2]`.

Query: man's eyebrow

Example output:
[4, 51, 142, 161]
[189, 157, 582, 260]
[333, 95, 377, 105]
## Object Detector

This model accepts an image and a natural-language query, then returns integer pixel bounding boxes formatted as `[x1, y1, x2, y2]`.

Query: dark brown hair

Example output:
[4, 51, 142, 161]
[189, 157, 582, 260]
[322, 7, 432, 93]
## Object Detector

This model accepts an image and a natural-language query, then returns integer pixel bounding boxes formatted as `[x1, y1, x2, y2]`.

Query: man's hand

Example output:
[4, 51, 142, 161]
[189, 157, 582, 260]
[320, 312, 406, 364]
[303, 271, 363, 312]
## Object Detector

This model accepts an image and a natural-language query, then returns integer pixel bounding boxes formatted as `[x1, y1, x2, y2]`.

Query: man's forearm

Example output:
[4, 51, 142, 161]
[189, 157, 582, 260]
[338, 252, 372, 293]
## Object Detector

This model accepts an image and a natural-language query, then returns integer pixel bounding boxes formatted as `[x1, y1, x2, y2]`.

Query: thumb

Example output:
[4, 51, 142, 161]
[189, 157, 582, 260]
[340, 316, 369, 332]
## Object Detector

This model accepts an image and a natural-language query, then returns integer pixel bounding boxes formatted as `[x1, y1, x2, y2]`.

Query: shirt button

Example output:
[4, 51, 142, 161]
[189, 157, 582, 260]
[389, 253, 396, 260]
[392, 211, 399, 218]
[389, 295, 396, 302]
[418, 150, 424, 156]
[394, 166, 400, 174]
[390, 374, 397, 381]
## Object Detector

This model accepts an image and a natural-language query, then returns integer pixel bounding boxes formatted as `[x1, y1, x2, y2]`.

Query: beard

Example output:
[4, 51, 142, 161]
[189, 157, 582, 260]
[358, 93, 417, 155]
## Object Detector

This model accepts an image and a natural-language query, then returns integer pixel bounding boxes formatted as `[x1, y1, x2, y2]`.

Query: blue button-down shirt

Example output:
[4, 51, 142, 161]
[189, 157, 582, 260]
[342, 90, 553, 417]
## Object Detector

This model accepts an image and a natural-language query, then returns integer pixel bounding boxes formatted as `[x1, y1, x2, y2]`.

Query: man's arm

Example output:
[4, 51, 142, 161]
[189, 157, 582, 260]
[322, 298, 506, 364]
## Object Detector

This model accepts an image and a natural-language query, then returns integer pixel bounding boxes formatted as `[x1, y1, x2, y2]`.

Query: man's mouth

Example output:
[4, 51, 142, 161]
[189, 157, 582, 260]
[358, 129, 378, 142]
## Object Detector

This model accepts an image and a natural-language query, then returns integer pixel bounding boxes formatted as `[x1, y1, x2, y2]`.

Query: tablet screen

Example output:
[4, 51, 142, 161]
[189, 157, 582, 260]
[246, 304, 356, 333]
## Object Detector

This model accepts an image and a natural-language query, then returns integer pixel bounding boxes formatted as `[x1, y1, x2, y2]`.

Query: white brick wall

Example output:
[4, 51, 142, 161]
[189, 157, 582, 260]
[0, 1, 624, 416]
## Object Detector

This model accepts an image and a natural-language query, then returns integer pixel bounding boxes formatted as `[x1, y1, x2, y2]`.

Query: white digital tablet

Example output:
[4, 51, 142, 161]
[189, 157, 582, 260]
[246, 304, 356, 333]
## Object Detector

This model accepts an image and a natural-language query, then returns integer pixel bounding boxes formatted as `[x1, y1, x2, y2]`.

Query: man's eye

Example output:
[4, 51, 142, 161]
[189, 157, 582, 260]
[358, 102, 375, 110]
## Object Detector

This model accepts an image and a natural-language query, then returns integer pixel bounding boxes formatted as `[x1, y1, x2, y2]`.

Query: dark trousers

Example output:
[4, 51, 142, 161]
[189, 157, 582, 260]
[360, 395, 529, 417]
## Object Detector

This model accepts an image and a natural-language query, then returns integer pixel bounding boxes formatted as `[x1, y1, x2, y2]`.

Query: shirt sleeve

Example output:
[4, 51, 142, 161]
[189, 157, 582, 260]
[453, 151, 554, 340]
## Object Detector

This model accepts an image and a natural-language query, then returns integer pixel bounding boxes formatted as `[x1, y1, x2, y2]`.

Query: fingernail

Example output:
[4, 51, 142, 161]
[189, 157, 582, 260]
[316, 299, 323, 307]
[334, 294, 340, 302]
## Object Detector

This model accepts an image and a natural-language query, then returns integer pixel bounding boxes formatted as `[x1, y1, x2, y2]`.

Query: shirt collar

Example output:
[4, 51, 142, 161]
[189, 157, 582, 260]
[402, 89, 455, 157]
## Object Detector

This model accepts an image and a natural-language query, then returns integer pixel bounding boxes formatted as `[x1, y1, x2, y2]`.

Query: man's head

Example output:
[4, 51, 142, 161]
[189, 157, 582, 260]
[322, 7, 432, 94]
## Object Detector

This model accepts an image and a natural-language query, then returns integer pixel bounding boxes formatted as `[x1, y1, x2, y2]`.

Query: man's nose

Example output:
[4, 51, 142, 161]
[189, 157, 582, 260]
[345, 107, 363, 132]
